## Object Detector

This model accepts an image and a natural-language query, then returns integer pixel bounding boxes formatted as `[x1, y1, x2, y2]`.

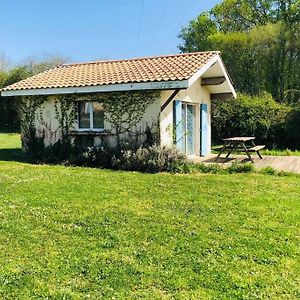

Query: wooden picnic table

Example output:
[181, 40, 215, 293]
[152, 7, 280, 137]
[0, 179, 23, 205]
[215, 137, 265, 163]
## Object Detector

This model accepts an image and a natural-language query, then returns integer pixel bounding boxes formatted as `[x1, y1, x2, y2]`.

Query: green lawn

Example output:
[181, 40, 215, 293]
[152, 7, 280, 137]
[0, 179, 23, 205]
[212, 145, 300, 156]
[0, 133, 299, 299]
[0, 132, 24, 161]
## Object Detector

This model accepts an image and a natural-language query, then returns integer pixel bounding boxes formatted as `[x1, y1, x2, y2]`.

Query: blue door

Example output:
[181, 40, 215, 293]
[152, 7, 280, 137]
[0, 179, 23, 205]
[173, 100, 184, 152]
[200, 104, 208, 156]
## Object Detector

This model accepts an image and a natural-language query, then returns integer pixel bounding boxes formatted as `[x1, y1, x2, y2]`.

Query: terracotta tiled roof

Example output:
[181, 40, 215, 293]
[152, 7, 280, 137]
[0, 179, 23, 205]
[2, 51, 219, 91]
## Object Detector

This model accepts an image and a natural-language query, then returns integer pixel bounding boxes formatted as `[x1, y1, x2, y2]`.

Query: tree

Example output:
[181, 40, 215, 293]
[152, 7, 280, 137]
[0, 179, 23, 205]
[0, 52, 10, 72]
[179, 13, 218, 52]
[211, 0, 300, 31]
[21, 54, 70, 75]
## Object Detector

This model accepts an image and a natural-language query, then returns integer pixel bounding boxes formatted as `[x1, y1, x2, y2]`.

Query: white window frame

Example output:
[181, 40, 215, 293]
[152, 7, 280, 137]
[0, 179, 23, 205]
[77, 101, 105, 132]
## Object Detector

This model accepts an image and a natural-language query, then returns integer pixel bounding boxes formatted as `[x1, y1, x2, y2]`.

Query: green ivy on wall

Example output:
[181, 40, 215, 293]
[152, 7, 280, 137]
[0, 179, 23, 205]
[54, 94, 77, 142]
[84, 90, 160, 146]
[18, 95, 47, 151]
[18, 90, 160, 152]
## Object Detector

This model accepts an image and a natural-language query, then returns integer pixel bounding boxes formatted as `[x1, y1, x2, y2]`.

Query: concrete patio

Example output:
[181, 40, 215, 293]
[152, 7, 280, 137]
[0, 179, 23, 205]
[193, 154, 300, 174]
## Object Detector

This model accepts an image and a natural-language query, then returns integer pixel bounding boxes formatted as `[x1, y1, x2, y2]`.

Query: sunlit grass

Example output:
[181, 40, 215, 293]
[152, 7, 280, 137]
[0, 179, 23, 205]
[0, 132, 21, 149]
[261, 149, 300, 156]
[0, 134, 299, 298]
[212, 145, 300, 156]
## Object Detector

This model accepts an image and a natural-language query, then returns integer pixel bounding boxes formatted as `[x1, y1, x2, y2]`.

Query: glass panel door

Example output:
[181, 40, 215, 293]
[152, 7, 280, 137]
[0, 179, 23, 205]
[181, 103, 196, 155]
[186, 104, 195, 155]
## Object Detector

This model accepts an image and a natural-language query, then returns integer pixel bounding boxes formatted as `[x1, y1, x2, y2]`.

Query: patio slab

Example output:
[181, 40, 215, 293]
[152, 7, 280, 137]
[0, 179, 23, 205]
[192, 154, 300, 174]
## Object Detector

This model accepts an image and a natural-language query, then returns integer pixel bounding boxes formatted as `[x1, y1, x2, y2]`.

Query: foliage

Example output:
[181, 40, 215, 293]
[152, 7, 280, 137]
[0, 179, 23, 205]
[194, 163, 224, 174]
[178, 13, 218, 52]
[66, 143, 188, 173]
[70, 144, 115, 169]
[285, 106, 300, 149]
[259, 166, 278, 175]
[53, 94, 77, 142]
[73, 134, 95, 149]
[21, 54, 70, 75]
[111, 144, 187, 173]
[227, 162, 254, 174]
[210, 0, 300, 32]
[36, 140, 73, 164]
[212, 93, 291, 148]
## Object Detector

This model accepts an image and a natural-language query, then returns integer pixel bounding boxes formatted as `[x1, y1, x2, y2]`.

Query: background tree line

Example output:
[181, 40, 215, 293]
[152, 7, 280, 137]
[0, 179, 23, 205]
[179, 0, 300, 149]
[0, 55, 68, 131]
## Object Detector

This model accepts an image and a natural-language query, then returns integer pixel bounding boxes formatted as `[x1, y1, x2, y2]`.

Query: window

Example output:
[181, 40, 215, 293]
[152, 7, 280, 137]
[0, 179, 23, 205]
[78, 102, 104, 130]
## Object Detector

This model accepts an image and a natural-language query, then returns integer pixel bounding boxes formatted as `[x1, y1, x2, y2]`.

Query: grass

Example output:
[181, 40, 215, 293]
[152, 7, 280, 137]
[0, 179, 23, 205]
[0, 132, 21, 149]
[261, 149, 300, 156]
[0, 132, 24, 161]
[0, 133, 300, 299]
[212, 145, 300, 156]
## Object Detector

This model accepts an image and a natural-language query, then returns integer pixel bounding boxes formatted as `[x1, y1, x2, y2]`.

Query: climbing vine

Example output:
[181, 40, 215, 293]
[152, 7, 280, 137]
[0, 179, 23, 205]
[54, 94, 77, 142]
[76, 90, 160, 147]
[18, 95, 47, 151]
[18, 90, 160, 153]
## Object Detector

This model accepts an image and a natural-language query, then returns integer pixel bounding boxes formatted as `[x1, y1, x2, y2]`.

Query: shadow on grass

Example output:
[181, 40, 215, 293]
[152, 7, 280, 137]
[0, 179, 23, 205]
[0, 148, 27, 162]
[203, 156, 252, 164]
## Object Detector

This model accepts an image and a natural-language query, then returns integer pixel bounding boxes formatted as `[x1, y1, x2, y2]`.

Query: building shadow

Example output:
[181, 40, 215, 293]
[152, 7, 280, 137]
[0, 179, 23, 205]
[0, 148, 26, 162]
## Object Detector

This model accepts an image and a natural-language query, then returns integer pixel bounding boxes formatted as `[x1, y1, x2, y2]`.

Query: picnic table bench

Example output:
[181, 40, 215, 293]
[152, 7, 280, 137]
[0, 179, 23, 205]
[215, 137, 265, 163]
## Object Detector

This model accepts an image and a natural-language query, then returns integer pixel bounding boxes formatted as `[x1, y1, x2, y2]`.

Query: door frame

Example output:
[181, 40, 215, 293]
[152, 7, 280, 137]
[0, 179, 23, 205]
[200, 103, 209, 156]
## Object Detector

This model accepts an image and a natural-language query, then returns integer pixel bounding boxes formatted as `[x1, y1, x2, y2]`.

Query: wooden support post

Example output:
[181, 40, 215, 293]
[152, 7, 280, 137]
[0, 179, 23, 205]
[201, 76, 226, 86]
[160, 89, 181, 113]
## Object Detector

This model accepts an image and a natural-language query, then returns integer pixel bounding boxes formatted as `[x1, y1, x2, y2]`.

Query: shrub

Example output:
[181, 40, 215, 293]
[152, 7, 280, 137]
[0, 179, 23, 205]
[194, 163, 224, 174]
[112, 144, 187, 173]
[228, 162, 254, 174]
[277, 171, 295, 177]
[69, 145, 114, 168]
[285, 107, 300, 150]
[25, 136, 188, 173]
[212, 92, 291, 149]
[259, 167, 277, 175]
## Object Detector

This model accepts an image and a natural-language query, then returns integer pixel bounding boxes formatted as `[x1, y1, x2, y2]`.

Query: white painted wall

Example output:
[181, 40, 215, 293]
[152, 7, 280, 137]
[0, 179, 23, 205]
[32, 79, 211, 156]
[160, 77, 211, 156]
[34, 95, 63, 146]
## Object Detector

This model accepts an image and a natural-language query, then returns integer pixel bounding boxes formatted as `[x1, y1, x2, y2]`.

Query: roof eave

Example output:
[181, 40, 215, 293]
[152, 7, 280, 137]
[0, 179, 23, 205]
[188, 54, 237, 99]
[1, 79, 189, 97]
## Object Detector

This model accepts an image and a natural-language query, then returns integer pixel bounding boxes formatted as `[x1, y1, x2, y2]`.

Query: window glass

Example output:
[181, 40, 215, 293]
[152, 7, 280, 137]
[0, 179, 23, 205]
[78, 102, 91, 128]
[93, 103, 104, 129]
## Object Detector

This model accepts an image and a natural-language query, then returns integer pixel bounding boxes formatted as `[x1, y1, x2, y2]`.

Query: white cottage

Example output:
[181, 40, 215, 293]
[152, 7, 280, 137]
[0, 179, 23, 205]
[1, 51, 236, 157]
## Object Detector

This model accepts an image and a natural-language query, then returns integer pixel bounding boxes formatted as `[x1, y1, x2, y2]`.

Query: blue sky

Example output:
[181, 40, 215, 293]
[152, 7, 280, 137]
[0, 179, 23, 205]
[0, 0, 219, 65]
